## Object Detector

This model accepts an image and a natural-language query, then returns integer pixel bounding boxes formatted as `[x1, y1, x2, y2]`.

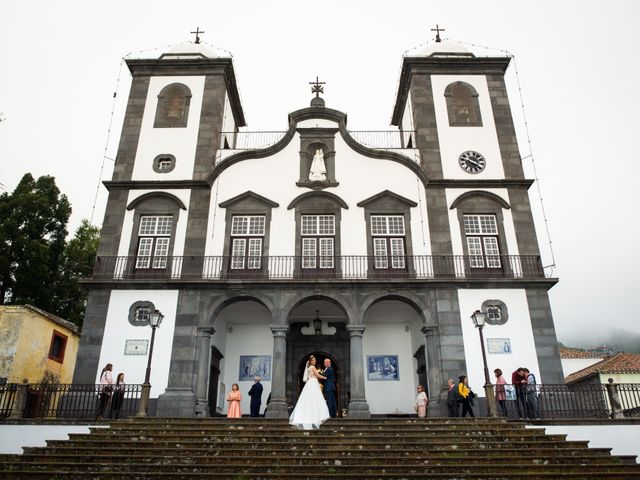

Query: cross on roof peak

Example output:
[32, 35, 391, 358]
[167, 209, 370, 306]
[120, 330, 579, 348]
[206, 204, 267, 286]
[430, 24, 445, 43]
[309, 76, 326, 99]
[190, 27, 205, 44]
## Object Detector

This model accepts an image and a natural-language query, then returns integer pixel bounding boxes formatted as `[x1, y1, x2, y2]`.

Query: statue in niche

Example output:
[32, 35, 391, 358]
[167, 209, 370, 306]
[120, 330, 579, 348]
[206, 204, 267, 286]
[308, 148, 327, 181]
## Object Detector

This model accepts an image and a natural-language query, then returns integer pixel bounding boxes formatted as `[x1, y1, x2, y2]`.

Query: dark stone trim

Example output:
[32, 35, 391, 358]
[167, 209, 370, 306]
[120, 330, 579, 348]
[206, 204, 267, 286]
[425, 188, 452, 256]
[183, 189, 211, 258]
[82, 277, 559, 290]
[193, 75, 227, 179]
[127, 300, 155, 327]
[449, 190, 511, 210]
[454, 196, 510, 258]
[391, 56, 512, 126]
[219, 191, 279, 209]
[125, 58, 246, 127]
[96, 190, 129, 257]
[357, 190, 418, 208]
[480, 299, 509, 325]
[298, 128, 337, 185]
[295, 180, 340, 190]
[209, 106, 429, 189]
[126, 192, 187, 211]
[287, 191, 348, 210]
[104, 180, 209, 190]
[72, 289, 111, 384]
[427, 179, 534, 189]
[525, 289, 564, 384]
[126, 196, 182, 259]
[112, 76, 150, 182]
[409, 75, 442, 177]
[508, 189, 542, 257]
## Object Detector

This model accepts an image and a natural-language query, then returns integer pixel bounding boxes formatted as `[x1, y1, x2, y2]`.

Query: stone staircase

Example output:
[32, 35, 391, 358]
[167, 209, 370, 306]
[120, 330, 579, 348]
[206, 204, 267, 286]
[1, 417, 639, 479]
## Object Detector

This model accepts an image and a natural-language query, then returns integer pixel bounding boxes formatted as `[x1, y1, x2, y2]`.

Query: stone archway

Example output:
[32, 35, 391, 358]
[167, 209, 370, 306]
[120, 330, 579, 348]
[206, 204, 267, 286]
[294, 350, 344, 416]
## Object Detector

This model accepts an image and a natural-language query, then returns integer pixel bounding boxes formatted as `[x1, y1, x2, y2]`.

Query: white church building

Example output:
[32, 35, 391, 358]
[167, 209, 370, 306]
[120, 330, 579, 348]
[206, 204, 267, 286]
[75, 36, 563, 417]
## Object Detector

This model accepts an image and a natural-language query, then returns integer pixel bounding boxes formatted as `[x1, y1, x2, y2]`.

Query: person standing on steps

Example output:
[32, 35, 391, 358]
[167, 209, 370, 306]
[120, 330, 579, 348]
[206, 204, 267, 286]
[289, 355, 329, 429]
[446, 378, 459, 417]
[523, 368, 540, 419]
[415, 384, 429, 418]
[248, 376, 263, 418]
[511, 367, 527, 418]
[457, 375, 475, 418]
[96, 363, 114, 420]
[110, 372, 126, 419]
[321, 358, 338, 418]
[227, 383, 242, 418]
[494, 368, 508, 417]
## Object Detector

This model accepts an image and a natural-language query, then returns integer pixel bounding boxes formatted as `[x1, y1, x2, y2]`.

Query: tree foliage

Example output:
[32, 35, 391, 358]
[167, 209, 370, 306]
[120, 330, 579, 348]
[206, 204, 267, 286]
[0, 173, 99, 328]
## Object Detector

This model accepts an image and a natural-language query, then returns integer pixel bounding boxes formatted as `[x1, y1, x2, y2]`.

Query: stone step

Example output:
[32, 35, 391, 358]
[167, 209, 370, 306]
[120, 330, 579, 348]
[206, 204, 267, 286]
[3, 471, 640, 479]
[6, 453, 629, 466]
[2, 461, 640, 475]
[20, 445, 616, 458]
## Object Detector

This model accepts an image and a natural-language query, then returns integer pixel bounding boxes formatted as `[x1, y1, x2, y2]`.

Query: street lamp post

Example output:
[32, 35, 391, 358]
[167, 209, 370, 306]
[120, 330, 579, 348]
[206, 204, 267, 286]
[471, 309, 498, 417]
[136, 309, 164, 417]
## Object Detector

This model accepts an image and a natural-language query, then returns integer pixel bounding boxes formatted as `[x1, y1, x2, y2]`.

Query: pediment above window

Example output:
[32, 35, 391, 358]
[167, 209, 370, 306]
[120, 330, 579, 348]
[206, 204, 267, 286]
[357, 190, 418, 209]
[449, 190, 510, 210]
[219, 191, 279, 209]
[287, 191, 348, 210]
[126, 192, 187, 211]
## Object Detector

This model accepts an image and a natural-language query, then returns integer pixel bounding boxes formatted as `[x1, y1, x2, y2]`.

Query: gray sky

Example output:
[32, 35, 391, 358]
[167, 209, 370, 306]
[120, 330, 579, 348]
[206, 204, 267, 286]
[1, 1, 639, 343]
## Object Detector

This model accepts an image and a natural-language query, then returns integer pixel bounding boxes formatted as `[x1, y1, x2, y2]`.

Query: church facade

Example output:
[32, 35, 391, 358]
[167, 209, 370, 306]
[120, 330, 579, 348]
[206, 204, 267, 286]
[74, 39, 563, 417]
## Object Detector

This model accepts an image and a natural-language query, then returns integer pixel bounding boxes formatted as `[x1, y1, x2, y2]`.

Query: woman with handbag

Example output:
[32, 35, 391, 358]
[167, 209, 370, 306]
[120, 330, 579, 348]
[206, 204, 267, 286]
[457, 375, 475, 418]
[96, 363, 114, 420]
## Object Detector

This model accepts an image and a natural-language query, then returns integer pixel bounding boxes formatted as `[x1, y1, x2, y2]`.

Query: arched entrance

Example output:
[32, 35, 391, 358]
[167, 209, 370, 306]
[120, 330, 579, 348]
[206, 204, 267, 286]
[295, 351, 342, 415]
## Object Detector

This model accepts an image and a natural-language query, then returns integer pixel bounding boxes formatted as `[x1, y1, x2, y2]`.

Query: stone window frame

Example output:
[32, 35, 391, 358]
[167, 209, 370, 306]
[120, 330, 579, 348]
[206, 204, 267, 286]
[128, 300, 156, 327]
[152, 154, 176, 173]
[219, 191, 279, 276]
[444, 81, 483, 127]
[451, 191, 511, 273]
[48, 330, 68, 364]
[481, 299, 509, 325]
[288, 192, 347, 275]
[357, 190, 417, 274]
[153, 83, 192, 128]
[126, 193, 186, 272]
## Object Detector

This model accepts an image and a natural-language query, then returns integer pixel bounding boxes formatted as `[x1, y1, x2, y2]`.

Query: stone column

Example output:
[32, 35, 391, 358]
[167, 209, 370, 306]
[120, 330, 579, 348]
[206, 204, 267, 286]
[347, 325, 370, 418]
[421, 325, 446, 416]
[194, 327, 214, 416]
[266, 325, 289, 418]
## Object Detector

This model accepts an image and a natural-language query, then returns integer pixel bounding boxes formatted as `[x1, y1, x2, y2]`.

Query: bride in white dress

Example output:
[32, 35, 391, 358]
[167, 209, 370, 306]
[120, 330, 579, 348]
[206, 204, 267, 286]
[289, 355, 330, 430]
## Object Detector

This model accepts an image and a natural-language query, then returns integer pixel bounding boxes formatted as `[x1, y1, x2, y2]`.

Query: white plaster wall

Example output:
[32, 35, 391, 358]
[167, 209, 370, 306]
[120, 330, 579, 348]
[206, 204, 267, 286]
[362, 324, 419, 414]
[220, 323, 273, 416]
[445, 188, 519, 258]
[457, 289, 541, 393]
[132, 76, 206, 181]
[599, 373, 640, 384]
[205, 131, 430, 259]
[431, 75, 504, 180]
[561, 358, 603, 378]
[96, 290, 178, 398]
[116, 189, 191, 259]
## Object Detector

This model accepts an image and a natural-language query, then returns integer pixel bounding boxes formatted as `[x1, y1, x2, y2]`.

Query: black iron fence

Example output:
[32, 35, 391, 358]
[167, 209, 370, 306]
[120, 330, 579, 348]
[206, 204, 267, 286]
[1, 383, 142, 420]
[0, 383, 17, 418]
[91, 255, 545, 281]
[494, 383, 640, 419]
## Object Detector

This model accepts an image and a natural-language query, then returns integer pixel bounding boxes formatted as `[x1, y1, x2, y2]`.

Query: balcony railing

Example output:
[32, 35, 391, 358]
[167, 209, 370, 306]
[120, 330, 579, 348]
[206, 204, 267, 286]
[90, 255, 544, 281]
[218, 130, 416, 151]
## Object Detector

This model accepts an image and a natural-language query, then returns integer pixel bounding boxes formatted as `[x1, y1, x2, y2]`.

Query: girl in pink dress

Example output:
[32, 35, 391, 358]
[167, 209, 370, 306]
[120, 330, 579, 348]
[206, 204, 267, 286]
[494, 368, 508, 416]
[227, 383, 242, 418]
[415, 384, 429, 418]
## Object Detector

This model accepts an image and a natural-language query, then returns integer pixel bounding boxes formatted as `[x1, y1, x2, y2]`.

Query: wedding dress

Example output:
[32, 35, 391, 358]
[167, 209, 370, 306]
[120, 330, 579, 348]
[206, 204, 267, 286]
[289, 365, 330, 430]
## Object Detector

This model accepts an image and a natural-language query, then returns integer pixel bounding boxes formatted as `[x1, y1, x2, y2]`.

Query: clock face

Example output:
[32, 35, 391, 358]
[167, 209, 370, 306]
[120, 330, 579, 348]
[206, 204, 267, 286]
[458, 151, 486, 174]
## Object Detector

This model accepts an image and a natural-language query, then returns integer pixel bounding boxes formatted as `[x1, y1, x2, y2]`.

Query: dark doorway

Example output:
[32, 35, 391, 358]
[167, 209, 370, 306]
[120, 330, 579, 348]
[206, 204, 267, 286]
[287, 322, 349, 416]
[208, 347, 224, 416]
[414, 345, 428, 396]
[295, 351, 342, 415]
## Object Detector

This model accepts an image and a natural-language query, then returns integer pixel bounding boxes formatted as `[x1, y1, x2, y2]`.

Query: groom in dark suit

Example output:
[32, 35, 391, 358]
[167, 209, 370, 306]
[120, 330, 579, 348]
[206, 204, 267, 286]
[322, 358, 338, 418]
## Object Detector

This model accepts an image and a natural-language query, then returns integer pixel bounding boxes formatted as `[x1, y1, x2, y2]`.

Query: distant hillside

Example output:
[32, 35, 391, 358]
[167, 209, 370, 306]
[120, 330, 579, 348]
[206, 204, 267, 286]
[560, 328, 640, 354]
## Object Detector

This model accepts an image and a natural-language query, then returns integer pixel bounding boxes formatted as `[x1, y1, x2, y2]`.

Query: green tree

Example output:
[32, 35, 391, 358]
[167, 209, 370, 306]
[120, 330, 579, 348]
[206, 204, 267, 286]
[0, 173, 71, 311]
[55, 219, 100, 326]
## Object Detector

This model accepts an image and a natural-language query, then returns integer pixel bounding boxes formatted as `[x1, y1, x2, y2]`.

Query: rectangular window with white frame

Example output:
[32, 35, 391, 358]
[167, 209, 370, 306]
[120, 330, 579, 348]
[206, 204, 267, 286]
[370, 215, 406, 269]
[230, 215, 265, 270]
[301, 215, 335, 269]
[135, 215, 173, 269]
[463, 214, 501, 268]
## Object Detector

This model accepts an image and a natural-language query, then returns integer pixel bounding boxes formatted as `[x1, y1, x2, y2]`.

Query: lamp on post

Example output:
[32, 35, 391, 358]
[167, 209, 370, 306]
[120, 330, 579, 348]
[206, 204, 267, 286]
[313, 310, 322, 335]
[471, 309, 498, 417]
[136, 309, 164, 417]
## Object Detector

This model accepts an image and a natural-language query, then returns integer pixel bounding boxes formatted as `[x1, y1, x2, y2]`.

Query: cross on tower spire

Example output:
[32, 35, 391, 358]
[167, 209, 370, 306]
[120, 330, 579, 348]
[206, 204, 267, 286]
[430, 24, 445, 43]
[191, 27, 205, 44]
[309, 76, 326, 98]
